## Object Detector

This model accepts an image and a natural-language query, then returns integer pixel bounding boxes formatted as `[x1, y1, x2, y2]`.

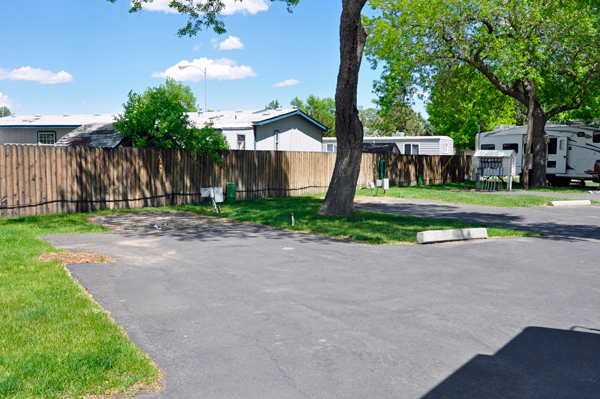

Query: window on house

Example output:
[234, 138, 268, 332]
[404, 143, 411, 155]
[237, 135, 246, 150]
[443, 143, 449, 153]
[502, 143, 519, 153]
[412, 144, 419, 155]
[37, 131, 56, 145]
[481, 144, 495, 150]
[274, 130, 280, 151]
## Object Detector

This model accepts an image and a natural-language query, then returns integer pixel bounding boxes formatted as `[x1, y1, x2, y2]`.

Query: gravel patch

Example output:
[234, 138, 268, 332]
[39, 252, 116, 264]
[88, 211, 235, 232]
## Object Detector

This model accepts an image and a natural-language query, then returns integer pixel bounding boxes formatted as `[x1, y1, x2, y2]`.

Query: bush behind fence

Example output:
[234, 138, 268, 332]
[0, 145, 471, 217]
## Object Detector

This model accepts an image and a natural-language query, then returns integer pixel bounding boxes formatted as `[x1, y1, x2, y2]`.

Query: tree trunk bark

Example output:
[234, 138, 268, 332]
[522, 82, 535, 191]
[530, 106, 550, 187]
[318, 0, 368, 216]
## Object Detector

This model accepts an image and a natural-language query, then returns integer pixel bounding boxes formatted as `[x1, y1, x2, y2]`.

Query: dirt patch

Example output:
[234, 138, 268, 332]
[88, 211, 236, 232]
[39, 252, 116, 264]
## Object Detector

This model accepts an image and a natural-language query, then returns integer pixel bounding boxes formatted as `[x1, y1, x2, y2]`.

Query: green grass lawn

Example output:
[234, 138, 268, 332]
[0, 214, 162, 399]
[140, 196, 541, 244]
[355, 183, 587, 207]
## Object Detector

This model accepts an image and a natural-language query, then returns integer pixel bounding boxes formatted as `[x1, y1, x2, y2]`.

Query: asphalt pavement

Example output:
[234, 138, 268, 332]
[42, 201, 600, 399]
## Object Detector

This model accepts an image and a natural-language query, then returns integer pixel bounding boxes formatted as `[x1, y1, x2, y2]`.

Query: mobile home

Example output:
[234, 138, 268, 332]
[322, 136, 454, 155]
[476, 124, 600, 185]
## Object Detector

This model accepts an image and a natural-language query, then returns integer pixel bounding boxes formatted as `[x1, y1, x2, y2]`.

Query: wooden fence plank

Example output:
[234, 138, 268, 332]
[0, 147, 471, 216]
[0, 146, 6, 216]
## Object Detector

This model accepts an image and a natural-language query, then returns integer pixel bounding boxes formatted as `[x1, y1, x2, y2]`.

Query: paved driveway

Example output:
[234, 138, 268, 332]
[42, 206, 600, 399]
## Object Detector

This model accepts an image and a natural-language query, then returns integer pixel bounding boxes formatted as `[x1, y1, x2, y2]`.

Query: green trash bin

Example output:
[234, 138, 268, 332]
[226, 182, 236, 201]
[417, 175, 424, 186]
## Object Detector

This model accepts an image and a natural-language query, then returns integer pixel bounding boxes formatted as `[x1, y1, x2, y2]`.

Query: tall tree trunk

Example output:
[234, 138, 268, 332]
[530, 106, 550, 187]
[318, 0, 368, 216]
[522, 82, 535, 191]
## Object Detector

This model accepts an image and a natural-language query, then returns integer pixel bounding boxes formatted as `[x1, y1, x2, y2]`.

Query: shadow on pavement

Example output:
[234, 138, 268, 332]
[357, 202, 600, 241]
[109, 221, 356, 246]
[422, 326, 600, 398]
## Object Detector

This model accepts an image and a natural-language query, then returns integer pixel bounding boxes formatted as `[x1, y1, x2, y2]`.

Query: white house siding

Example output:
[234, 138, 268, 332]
[255, 114, 323, 152]
[220, 128, 254, 150]
[0, 128, 75, 144]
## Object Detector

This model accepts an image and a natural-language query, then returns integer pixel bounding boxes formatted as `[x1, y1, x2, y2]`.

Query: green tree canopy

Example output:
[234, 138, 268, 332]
[359, 105, 427, 137]
[365, 0, 600, 186]
[265, 99, 281, 110]
[0, 107, 12, 118]
[0, 106, 11, 118]
[291, 95, 336, 137]
[425, 65, 517, 148]
[113, 78, 228, 163]
[109, 0, 300, 36]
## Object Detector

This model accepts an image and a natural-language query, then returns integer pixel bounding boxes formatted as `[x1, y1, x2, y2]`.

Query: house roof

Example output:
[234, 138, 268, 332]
[0, 109, 330, 133]
[188, 109, 330, 132]
[0, 113, 117, 128]
[55, 123, 123, 148]
[362, 143, 401, 154]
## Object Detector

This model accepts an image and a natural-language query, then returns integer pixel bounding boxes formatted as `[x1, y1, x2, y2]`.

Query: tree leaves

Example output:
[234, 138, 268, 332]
[108, 0, 300, 36]
[113, 78, 228, 162]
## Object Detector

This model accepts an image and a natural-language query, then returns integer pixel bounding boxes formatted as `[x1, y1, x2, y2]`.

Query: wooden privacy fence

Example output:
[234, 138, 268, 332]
[0, 145, 470, 217]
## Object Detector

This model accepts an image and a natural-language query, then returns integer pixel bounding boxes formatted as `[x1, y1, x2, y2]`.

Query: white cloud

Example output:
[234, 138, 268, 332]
[193, 44, 203, 51]
[82, 101, 88, 105]
[273, 79, 301, 88]
[152, 58, 257, 81]
[0, 66, 73, 84]
[136, 0, 269, 15]
[0, 92, 13, 108]
[216, 35, 244, 50]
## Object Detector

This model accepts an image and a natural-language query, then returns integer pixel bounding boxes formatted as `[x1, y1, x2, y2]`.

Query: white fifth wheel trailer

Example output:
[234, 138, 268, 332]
[476, 123, 600, 186]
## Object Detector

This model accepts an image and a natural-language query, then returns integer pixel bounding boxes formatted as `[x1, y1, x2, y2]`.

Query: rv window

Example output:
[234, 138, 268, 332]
[481, 144, 495, 150]
[412, 144, 419, 155]
[502, 143, 519, 153]
[404, 143, 412, 155]
[548, 138, 557, 154]
[594, 131, 600, 143]
[577, 132, 586, 138]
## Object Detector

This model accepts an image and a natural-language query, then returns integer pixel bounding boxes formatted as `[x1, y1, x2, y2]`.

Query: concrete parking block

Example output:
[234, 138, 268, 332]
[417, 228, 488, 244]
[548, 200, 591, 207]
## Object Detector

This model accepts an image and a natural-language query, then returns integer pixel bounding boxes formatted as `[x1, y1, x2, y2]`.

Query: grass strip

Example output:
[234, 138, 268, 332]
[355, 183, 579, 208]
[106, 196, 541, 245]
[0, 214, 161, 399]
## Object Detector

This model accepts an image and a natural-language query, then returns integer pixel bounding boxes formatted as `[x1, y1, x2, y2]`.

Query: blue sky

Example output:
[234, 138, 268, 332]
[0, 0, 427, 117]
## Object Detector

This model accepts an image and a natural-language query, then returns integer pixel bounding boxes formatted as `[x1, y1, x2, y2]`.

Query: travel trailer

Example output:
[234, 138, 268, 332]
[476, 123, 600, 186]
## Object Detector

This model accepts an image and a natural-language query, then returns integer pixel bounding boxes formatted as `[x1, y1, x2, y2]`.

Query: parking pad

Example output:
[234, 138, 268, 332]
[42, 215, 600, 399]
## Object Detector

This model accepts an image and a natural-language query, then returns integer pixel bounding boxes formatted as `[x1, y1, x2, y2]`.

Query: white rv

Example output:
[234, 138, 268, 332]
[476, 123, 600, 186]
